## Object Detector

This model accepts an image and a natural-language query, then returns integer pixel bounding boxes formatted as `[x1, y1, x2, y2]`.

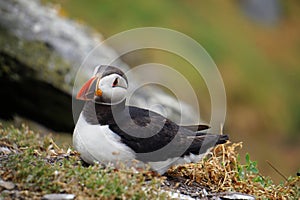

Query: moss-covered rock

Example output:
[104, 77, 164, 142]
[0, 27, 75, 131]
[0, 27, 72, 92]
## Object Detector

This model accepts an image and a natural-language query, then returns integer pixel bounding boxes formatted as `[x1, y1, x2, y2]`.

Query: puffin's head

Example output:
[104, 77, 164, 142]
[76, 65, 128, 105]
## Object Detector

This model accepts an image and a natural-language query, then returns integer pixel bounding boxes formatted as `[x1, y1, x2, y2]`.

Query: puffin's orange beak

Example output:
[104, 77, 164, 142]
[76, 76, 102, 100]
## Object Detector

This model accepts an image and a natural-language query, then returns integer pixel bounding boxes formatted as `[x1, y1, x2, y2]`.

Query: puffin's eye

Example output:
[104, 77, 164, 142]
[112, 78, 118, 87]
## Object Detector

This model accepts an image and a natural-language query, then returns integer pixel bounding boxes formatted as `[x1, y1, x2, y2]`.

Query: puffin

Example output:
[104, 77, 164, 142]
[73, 65, 229, 174]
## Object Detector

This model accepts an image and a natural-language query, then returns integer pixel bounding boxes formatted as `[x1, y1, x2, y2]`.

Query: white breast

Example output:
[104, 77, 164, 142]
[73, 113, 136, 165]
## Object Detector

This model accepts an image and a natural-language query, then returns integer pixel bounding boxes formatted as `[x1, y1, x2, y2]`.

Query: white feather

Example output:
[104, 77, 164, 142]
[73, 113, 136, 165]
[148, 151, 210, 174]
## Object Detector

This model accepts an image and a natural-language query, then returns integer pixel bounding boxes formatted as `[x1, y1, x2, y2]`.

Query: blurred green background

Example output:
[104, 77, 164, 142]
[44, 0, 300, 183]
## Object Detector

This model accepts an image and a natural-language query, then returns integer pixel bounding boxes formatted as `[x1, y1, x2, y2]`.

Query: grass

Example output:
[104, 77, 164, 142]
[1, 124, 299, 199]
[0, 124, 166, 199]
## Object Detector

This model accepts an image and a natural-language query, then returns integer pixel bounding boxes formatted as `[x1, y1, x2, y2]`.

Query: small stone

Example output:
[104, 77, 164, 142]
[0, 147, 12, 155]
[42, 193, 75, 200]
[0, 179, 15, 190]
[202, 188, 208, 196]
[220, 192, 256, 200]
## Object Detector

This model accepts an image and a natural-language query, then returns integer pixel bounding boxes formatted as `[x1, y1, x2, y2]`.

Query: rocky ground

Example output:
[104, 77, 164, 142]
[0, 125, 298, 199]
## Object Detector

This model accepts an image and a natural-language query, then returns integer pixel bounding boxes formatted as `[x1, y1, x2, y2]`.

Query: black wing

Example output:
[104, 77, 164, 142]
[180, 124, 210, 132]
[109, 106, 228, 162]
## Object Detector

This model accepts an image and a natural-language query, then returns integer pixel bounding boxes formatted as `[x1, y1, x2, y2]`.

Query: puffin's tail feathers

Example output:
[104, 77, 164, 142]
[216, 134, 229, 145]
[194, 132, 229, 144]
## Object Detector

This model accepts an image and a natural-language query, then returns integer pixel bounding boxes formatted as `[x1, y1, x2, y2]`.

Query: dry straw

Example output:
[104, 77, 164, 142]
[167, 142, 299, 199]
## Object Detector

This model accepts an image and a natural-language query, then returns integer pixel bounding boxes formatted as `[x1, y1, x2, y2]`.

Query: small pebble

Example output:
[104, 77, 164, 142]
[0, 179, 15, 190]
[0, 147, 12, 155]
[218, 192, 256, 200]
[42, 193, 75, 200]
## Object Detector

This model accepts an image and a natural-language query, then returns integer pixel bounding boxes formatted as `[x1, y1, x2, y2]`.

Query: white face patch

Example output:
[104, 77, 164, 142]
[98, 74, 128, 104]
